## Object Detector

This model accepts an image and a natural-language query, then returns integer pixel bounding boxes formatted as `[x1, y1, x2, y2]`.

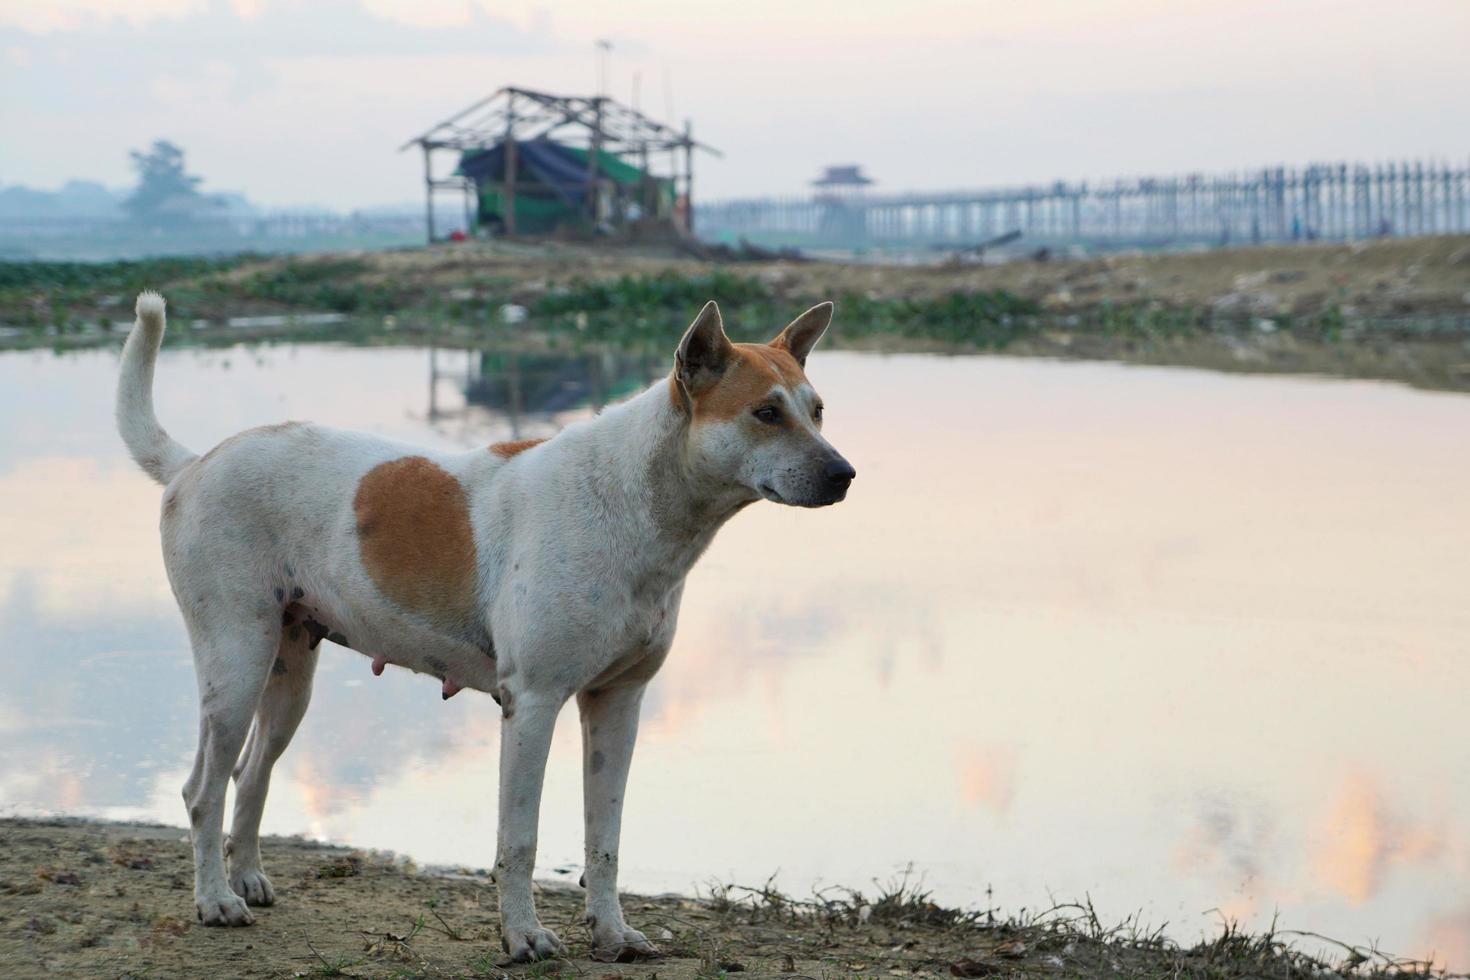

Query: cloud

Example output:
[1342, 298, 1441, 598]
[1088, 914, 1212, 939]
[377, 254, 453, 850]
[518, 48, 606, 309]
[0, 0, 201, 33]
[0, 0, 553, 110]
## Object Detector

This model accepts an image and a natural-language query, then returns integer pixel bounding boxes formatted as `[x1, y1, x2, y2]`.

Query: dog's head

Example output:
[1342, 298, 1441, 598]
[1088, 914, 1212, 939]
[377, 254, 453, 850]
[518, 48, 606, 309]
[671, 300, 854, 508]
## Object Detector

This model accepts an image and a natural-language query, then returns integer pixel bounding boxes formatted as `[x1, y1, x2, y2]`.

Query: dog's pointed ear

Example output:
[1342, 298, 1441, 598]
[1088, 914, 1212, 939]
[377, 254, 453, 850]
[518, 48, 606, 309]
[675, 300, 734, 395]
[769, 301, 833, 367]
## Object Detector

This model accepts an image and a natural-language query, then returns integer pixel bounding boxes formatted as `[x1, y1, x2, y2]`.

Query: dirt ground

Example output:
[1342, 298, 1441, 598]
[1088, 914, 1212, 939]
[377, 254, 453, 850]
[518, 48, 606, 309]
[0, 818, 1455, 980]
[0, 818, 1000, 980]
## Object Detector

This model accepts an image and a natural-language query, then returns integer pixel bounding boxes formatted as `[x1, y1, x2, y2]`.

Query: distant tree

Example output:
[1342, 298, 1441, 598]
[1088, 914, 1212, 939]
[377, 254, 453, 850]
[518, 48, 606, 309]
[123, 140, 218, 224]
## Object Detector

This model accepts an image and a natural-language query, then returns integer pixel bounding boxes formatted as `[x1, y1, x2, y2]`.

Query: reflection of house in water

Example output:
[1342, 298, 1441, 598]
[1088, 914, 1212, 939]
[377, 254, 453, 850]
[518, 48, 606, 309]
[426, 347, 665, 443]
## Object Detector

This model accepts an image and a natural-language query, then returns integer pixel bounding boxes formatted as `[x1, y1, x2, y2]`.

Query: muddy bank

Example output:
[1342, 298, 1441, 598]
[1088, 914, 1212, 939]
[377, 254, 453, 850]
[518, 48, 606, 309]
[0, 818, 1454, 979]
[2, 236, 1469, 392]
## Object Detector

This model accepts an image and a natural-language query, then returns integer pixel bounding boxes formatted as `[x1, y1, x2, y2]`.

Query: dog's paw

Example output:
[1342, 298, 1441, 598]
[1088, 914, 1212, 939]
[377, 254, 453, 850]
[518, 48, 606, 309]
[196, 887, 255, 926]
[229, 867, 276, 907]
[500, 923, 562, 962]
[590, 924, 658, 963]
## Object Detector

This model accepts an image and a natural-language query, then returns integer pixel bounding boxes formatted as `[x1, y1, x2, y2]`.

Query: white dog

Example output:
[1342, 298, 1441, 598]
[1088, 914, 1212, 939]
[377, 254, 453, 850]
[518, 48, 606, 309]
[115, 292, 854, 962]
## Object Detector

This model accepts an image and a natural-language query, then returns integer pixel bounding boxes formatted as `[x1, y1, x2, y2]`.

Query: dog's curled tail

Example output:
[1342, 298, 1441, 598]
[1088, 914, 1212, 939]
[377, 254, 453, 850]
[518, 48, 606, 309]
[116, 291, 198, 485]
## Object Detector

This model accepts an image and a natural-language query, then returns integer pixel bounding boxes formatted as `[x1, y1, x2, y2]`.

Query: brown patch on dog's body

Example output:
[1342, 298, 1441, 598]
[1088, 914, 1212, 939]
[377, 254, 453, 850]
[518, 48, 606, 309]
[353, 456, 478, 627]
[682, 343, 807, 421]
[489, 438, 546, 459]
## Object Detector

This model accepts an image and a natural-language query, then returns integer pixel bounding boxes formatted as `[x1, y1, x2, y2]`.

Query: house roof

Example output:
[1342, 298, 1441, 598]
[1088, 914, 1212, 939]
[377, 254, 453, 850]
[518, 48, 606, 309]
[401, 86, 720, 157]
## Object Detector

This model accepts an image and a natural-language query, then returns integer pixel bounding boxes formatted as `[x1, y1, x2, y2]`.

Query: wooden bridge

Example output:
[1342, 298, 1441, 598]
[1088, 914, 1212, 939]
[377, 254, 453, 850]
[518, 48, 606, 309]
[695, 160, 1470, 251]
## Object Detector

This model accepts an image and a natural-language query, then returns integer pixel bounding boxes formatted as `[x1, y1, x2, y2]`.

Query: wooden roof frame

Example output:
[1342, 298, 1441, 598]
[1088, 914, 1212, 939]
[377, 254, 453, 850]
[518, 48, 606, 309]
[400, 86, 720, 156]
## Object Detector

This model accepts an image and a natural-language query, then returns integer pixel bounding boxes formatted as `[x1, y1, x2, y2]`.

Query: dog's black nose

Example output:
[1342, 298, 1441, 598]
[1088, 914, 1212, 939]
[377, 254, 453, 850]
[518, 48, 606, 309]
[824, 457, 856, 487]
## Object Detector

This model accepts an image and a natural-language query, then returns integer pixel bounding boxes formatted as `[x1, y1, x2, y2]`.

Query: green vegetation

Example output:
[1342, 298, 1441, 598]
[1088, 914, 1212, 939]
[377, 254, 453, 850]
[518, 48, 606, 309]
[835, 288, 1041, 348]
[0, 252, 1463, 364]
[0, 256, 1052, 350]
[226, 257, 406, 314]
[521, 269, 1051, 349]
[0, 255, 250, 331]
[534, 269, 773, 316]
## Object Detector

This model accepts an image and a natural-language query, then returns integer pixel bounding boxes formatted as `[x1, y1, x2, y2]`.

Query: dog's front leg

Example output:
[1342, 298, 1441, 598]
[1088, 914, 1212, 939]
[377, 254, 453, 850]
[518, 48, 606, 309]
[495, 692, 565, 962]
[578, 684, 658, 962]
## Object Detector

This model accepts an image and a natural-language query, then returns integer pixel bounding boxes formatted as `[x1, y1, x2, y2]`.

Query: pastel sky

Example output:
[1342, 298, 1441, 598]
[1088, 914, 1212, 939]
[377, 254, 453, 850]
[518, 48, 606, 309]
[2, 0, 1467, 209]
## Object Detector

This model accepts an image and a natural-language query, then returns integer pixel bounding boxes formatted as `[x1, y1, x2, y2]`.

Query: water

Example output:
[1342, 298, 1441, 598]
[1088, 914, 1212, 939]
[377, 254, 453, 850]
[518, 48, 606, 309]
[1, 341, 1466, 968]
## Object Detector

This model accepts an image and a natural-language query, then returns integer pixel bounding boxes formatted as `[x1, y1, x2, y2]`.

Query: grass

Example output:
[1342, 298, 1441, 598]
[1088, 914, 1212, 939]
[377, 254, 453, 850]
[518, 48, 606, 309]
[304, 941, 366, 977]
[0, 254, 1053, 351]
[0, 255, 252, 331]
[689, 872, 1453, 979]
[534, 269, 774, 316]
[521, 272, 1049, 350]
[2, 251, 1467, 378]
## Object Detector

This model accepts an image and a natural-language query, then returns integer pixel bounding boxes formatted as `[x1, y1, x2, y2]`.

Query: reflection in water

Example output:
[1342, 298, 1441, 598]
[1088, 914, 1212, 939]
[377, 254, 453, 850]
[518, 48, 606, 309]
[425, 347, 665, 444]
[1310, 772, 1446, 905]
[1426, 904, 1470, 974]
[959, 746, 1019, 816]
[1, 343, 1468, 969]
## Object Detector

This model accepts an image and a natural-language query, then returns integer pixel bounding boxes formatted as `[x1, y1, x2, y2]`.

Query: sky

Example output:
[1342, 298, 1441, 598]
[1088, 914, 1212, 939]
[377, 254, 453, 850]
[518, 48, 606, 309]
[1, 0, 1468, 210]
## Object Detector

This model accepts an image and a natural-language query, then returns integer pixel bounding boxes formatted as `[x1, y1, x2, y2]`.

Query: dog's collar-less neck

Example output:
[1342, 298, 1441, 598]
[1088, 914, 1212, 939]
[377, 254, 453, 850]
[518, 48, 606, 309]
[593, 382, 752, 549]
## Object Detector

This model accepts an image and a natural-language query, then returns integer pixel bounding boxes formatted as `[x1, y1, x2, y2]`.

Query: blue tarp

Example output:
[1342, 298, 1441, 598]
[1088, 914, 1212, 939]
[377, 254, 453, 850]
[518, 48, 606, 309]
[458, 139, 650, 208]
[458, 139, 669, 233]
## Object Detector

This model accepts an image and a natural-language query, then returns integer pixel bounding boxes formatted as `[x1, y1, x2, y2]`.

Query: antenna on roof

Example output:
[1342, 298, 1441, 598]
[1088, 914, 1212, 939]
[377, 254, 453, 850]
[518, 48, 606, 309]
[595, 39, 612, 97]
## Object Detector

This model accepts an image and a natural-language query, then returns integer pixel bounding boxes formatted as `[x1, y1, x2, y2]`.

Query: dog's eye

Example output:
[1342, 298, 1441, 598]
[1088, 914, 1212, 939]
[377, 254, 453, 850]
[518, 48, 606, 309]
[753, 406, 782, 425]
[813, 404, 824, 423]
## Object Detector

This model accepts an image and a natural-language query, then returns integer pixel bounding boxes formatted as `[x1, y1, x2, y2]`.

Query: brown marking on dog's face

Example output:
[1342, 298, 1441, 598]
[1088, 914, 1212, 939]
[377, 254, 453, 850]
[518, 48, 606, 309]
[686, 344, 808, 423]
[670, 303, 852, 507]
[489, 439, 545, 459]
[353, 456, 478, 627]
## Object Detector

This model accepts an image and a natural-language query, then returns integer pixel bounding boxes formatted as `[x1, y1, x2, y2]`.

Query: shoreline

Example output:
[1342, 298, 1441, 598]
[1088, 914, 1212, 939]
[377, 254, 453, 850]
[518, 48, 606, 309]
[3, 236, 1469, 394]
[4, 310, 1470, 398]
[0, 816, 1458, 978]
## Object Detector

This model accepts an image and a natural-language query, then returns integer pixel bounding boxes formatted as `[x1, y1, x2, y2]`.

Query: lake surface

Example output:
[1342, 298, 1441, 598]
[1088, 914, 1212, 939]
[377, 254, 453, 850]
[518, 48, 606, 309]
[1, 340, 1466, 969]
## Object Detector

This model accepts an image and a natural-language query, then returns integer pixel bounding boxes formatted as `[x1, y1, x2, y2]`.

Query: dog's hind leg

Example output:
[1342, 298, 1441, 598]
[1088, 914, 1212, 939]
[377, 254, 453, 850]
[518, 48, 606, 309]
[181, 620, 277, 927]
[227, 624, 319, 907]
